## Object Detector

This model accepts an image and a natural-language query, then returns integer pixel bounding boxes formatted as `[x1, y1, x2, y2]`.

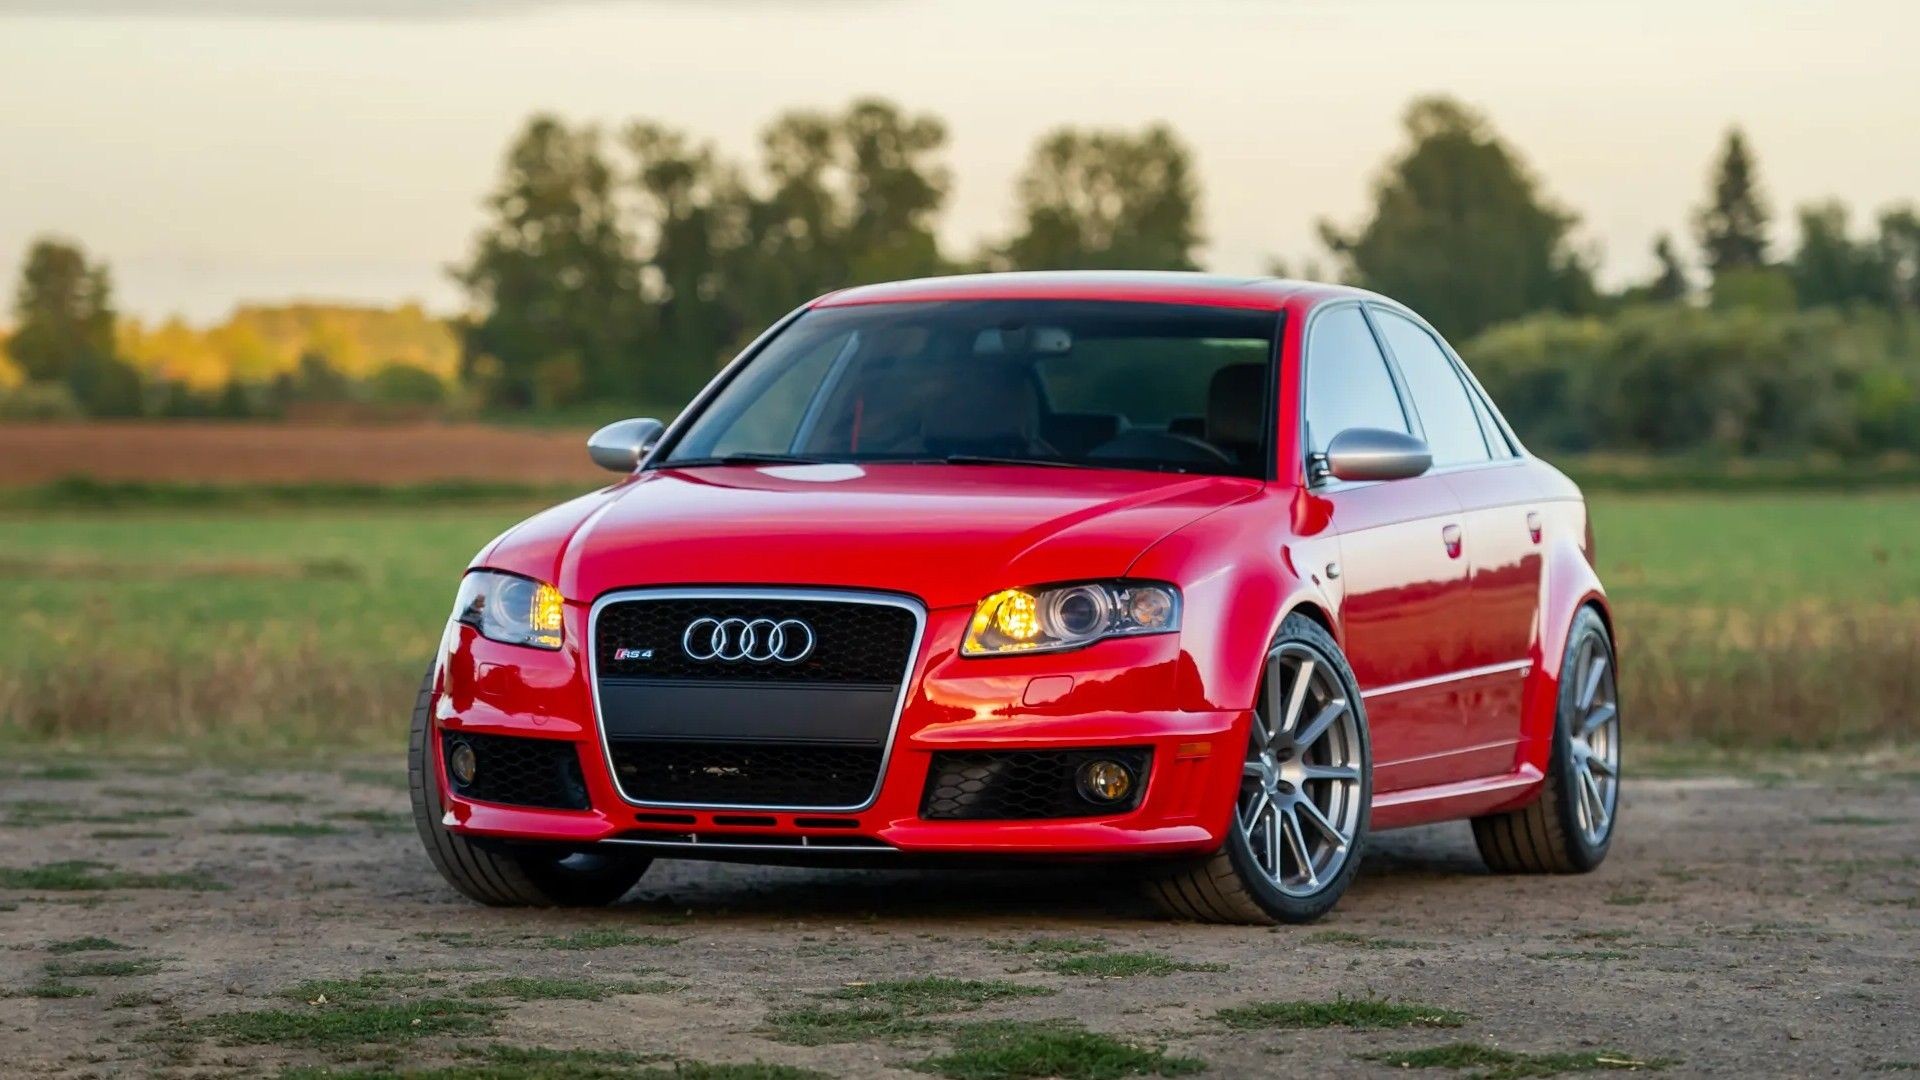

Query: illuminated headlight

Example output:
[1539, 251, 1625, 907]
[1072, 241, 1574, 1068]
[962, 581, 1180, 657]
[452, 570, 565, 650]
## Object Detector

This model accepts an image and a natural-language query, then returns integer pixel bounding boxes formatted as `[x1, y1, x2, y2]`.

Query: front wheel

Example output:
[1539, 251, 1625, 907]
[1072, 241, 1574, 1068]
[408, 669, 651, 906]
[1145, 614, 1371, 924]
[1472, 607, 1620, 873]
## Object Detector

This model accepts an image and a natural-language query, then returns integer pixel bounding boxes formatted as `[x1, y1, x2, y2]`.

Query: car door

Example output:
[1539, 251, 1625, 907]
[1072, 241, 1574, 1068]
[1302, 303, 1475, 794]
[1370, 306, 1538, 770]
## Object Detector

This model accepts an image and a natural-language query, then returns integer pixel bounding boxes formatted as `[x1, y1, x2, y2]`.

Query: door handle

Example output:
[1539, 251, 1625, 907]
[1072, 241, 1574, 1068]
[1526, 511, 1543, 544]
[1442, 523, 1463, 559]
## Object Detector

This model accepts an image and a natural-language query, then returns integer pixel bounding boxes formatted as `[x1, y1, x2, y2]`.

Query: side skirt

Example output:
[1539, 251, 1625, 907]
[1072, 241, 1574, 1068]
[1369, 765, 1545, 831]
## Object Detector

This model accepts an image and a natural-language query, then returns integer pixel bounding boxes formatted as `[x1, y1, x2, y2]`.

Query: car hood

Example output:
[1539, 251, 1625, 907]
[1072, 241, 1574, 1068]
[515, 463, 1260, 610]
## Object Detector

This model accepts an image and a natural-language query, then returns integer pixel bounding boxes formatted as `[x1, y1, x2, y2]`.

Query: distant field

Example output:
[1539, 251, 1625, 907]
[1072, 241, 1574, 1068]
[1, 492, 1913, 753]
[0, 421, 605, 487]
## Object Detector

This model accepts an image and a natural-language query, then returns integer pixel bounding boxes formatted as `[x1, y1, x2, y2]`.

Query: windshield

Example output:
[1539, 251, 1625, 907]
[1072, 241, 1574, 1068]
[659, 300, 1278, 478]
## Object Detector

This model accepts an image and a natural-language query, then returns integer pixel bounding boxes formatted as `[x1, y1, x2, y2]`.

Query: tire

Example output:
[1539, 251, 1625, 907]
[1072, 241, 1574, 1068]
[1146, 614, 1372, 924]
[408, 669, 650, 906]
[1472, 607, 1620, 874]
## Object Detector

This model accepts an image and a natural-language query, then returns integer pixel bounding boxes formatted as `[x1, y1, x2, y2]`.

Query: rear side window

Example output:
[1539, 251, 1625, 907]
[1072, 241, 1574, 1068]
[1303, 305, 1409, 454]
[1372, 309, 1489, 467]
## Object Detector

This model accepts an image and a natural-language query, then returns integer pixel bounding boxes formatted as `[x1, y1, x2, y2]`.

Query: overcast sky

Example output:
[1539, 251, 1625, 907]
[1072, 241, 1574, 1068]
[3, 0, 1915, 322]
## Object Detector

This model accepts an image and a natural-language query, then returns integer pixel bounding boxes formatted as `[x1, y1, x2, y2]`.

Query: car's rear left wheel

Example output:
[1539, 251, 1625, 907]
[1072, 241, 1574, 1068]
[1472, 607, 1620, 873]
[1146, 614, 1371, 924]
[408, 669, 650, 906]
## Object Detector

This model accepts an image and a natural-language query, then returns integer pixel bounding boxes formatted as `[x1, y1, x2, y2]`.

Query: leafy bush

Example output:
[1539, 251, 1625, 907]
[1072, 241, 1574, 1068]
[1464, 305, 1920, 456]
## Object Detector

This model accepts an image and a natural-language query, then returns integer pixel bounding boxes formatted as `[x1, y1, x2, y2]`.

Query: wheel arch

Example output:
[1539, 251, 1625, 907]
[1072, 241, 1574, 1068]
[1519, 524, 1614, 775]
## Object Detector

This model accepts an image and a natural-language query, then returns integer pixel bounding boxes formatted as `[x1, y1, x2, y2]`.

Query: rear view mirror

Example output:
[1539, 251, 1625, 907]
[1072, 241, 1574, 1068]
[587, 417, 665, 473]
[1321, 428, 1432, 483]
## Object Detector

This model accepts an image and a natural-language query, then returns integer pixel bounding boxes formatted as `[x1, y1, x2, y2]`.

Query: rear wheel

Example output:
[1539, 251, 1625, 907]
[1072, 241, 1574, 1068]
[1146, 615, 1371, 924]
[1472, 607, 1620, 873]
[408, 670, 650, 906]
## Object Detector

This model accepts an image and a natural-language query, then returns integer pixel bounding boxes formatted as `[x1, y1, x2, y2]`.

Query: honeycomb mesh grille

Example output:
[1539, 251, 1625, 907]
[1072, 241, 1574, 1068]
[610, 740, 883, 808]
[921, 748, 1152, 820]
[442, 731, 589, 811]
[595, 597, 917, 685]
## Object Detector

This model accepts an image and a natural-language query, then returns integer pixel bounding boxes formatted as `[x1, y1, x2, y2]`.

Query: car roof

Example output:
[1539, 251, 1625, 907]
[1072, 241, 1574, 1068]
[812, 271, 1379, 312]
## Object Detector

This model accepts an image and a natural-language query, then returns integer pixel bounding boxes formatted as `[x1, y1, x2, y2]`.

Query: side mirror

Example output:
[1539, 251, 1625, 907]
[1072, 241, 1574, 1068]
[1320, 428, 1432, 483]
[587, 417, 665, 473]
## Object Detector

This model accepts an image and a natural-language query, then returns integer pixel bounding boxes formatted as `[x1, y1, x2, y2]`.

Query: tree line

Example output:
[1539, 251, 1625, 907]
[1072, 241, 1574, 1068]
[5, 94, 1917, 455]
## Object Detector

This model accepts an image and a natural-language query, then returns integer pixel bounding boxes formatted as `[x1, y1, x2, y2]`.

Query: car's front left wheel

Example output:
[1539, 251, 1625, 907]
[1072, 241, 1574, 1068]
[1146, 614, 1371, 924]
[408, 670, 650, 906]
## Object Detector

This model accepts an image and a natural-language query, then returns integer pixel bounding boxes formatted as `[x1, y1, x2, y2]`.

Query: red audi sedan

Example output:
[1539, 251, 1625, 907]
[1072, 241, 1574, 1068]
[411, 272, 1619, 923]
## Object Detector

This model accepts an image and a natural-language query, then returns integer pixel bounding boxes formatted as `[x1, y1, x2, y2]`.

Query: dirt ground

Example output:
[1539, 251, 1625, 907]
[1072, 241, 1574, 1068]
[1, 761, 1915, 1078]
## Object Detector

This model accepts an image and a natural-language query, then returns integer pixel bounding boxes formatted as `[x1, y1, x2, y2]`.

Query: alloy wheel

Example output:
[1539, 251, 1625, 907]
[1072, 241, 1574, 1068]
[1237, 642, 1364, 898]
[1566, 632, 1620, 846]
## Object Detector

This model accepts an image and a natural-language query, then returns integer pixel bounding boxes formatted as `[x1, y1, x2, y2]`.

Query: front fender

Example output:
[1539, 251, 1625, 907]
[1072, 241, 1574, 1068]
[1127, 491, 1337, 713]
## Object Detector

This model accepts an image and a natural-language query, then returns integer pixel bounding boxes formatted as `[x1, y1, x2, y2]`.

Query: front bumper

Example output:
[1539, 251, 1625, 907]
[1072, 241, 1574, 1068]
[432, 603, 1247, 860]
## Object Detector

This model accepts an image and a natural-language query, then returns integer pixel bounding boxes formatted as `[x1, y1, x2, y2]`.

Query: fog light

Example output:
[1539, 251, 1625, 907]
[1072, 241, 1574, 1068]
[1076, 759, 1134, 803]
[447, 740, 478, 787]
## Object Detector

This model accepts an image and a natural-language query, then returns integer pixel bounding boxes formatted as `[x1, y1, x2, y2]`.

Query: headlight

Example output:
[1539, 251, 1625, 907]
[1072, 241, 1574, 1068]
[452, 570, 565, 650]
[962, 581, 1180, 656]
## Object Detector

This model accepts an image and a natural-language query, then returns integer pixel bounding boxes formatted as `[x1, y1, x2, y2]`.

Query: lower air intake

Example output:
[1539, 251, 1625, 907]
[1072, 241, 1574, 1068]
[441, 731, 589, 811]
[609, 740, 883, 809]
[921, 748, 1152, 820]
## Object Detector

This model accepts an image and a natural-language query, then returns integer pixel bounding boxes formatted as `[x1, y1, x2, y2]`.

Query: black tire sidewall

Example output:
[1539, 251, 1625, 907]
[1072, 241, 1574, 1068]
[408, 666, 648, 907]
[1548, 609, 1617, 871]
[1221, 615, 1373, 923]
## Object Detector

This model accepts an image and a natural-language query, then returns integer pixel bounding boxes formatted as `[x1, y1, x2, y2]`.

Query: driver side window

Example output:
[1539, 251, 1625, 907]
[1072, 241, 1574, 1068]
[1304, 306, 1410, 455]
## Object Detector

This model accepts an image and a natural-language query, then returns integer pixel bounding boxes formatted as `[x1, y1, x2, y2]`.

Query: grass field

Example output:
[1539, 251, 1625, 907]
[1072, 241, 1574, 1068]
[1, 491, 1914, 753]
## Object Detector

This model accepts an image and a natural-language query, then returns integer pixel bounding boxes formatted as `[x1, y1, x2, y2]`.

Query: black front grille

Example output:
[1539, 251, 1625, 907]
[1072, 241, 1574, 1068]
[593, 594, 919, 808]
[921, 748, 1152, 820]
[596, 596, 916, 685]
[442, 731, 589, 811]
[609, 740, 883, 808]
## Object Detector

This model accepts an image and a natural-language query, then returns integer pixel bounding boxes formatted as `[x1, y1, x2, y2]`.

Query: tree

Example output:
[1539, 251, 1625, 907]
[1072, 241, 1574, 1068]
[454, 116, 641, 408]
[1789, 200, 1891, 309]
[627, 121, 757, 399]
[1648, 234, 1691, 302]
[8, 237, 141, 415]
[1694, 128, 1771, 276]
[750, 98, 951, 295]
[998, 123, 1201, 271]
[1319, 96, 1593, 338]
[1875, 205, 1920, 311]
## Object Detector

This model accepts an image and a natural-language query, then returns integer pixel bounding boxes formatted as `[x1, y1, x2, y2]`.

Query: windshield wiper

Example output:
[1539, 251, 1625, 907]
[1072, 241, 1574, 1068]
[661, 452, 835, 468]
[936, 454, 1092, 469]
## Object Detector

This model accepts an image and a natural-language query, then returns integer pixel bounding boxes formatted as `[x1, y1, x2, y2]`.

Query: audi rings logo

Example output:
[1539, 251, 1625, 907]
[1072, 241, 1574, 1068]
[682, 617, 816, 664]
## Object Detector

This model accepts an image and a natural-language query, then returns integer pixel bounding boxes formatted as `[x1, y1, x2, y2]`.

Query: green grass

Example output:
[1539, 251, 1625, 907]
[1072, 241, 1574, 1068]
[23, 763, 97, 780]
[5, 980, 95, 999]
[280, 1050, 823, 1079]
[1306, 929, 1430, 949]
[1363, 1043, 1671, 1078]
[1039, 953, 1225, 978]
[830, 977, 1052, 1010]
[533, 927, 682, 950]
[917, 1021, 1204, 1079]
[188, 999, 501, 1047]
[44, 957, 164, 978]
[47, 935, 132, 954]
[219, 822, 343, 838]
[462, 976, 667, 1001]
[284, 972, 448, 1004]
[767, 977, 1053, 1046]
[764, 1006, 943, 1045]
[1215, 997, 1466, 1030]
[0, 860, 224, 891]
[3, 491, 1917, 751]
[986, 936, 1110, 956]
